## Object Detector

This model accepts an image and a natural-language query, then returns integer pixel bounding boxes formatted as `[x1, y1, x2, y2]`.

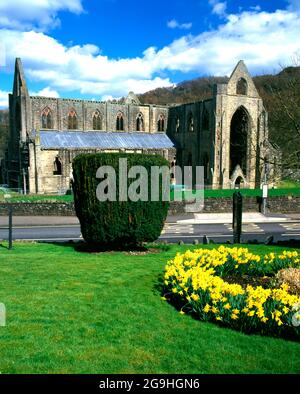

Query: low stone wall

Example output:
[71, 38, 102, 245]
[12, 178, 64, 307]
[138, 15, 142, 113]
[0, 202, 76, 216]
[169, 196, 300, 215]
[0, 195, 299, 216]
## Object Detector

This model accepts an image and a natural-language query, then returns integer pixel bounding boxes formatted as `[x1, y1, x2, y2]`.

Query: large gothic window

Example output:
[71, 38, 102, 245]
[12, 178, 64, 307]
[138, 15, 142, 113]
[157, 114, 165, 132]
[236, 78, 248, 95]
[53, 156, 62, 175]
[93, 110, 102, 130]
[68, 109, 78, 130]
[175, 116, 180, 133]
[41, 107, 52, 129]
[116, 112, 124, 131]
[230, 106, 249, 175]
[136, 113, 144, 131]
[202, 108, 209, 131]
[188, 112, 194, 132]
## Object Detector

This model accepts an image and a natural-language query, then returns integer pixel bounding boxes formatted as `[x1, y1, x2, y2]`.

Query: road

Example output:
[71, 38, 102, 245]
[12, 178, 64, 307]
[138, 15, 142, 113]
[1, 219, 300, 244]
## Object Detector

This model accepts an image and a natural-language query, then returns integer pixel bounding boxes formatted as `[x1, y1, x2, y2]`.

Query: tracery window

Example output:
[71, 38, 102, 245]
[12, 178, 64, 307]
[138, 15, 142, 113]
[41, 107, 52, 129]
[136, 113, 144, 131]
[157, 114, 165, 132]
[236, 78, 248, 95]
[93, 110, 102, 130]
[68, 109, 78, 130]
[175, 116, 180, 133]
[116, 112, 124, 131]
[188, 112, 194, 132]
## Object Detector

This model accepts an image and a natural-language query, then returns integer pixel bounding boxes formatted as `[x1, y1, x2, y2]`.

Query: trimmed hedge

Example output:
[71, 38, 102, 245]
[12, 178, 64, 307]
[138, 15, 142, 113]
[72, 153, 170, 248]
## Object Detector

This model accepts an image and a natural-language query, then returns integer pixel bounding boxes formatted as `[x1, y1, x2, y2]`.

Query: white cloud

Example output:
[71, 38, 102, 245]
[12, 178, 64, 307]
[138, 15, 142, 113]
[167, 19, 192, 30]
[0, 0, 84, 31]
[30, 87, 60, 98]
[1, 6, 300, 100]
[0, 90, 9, 108]
[209, 1, 227, 17]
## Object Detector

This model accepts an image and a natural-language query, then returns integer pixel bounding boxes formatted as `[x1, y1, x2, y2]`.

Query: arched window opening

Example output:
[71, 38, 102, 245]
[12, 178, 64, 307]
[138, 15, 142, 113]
[116, 112, 124, 131]
[188, 113, 194, 133]
[175, 116, 180, 133]
[136, 113, 144, 131]
[41, 107, 52, 129]
[53, 157, 62, 175]
[202, 108, 209, 131]
[68, 109, 78, 130]
[230, 106, 249, 176]
[93, 110, 102, 130]
[157, 114, 165, 132]
[236, 78, 248, 95]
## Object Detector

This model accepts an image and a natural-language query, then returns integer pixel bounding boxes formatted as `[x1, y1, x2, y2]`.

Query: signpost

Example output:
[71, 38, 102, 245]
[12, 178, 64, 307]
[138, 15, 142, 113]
[233, 191, 243, 244]
[262, 183, 268, 215]
[8, 205, 13, 250]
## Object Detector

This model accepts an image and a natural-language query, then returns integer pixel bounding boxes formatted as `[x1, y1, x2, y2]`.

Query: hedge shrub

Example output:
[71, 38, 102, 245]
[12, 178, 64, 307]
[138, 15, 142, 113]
[72, 153, 170, 248]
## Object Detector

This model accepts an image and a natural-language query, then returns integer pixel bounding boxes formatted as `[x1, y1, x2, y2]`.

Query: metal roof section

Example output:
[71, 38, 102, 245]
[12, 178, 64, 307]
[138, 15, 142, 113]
[37, 130, 176, 150]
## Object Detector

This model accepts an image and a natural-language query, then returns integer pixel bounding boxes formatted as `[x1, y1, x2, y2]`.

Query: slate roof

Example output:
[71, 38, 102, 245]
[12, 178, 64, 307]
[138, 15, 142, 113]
[37, 130, 175, 150]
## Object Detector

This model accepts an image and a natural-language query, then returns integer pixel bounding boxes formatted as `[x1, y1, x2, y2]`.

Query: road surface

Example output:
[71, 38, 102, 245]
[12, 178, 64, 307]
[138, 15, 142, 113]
[1, 219, 300, 244]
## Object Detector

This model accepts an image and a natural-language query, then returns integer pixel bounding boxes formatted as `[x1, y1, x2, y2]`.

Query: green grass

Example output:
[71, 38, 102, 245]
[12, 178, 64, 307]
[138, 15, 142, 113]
[0, 242, 299, 374]
[278, 180, 300, 189]
[1, 182, 299, 203]
[0, 193, 73, 203]
[171, 187, 300, 200]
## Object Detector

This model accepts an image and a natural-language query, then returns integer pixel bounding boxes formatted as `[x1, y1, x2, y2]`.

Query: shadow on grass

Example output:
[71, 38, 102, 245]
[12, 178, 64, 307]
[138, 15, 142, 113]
[37, 239, 172, 254]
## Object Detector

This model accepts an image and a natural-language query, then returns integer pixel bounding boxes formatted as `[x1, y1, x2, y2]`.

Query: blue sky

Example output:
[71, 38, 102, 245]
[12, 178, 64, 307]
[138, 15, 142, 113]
[0, 0, 300, 107]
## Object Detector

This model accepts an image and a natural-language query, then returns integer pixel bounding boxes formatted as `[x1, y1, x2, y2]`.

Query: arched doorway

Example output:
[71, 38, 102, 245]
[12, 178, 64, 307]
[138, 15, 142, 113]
[234, 176, 244, 189]
[230, 106, 249, 176]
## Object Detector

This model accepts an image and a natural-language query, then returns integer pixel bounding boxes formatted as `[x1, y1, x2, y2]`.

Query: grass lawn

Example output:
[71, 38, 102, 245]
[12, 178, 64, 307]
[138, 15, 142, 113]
[172, 186, 300, 200]
[0, 242, 299, 374]
[1, 180, 299, 203]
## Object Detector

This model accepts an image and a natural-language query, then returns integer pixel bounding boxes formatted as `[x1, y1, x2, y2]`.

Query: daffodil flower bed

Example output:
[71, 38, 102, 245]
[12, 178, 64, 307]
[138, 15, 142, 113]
[163, 246, 300, 338]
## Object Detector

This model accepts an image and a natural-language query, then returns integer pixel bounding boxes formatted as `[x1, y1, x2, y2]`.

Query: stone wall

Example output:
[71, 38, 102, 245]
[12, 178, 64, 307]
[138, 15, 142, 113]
[0, 196, 299, 216]
[30, 97, 169, 134]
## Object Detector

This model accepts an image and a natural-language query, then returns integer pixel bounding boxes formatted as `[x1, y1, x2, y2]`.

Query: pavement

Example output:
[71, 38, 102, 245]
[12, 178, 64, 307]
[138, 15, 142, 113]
[0, 212, 299, 227]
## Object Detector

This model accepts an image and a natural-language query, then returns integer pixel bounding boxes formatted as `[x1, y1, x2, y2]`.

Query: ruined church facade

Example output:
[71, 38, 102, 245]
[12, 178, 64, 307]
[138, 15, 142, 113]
[5, 58, 279, 194]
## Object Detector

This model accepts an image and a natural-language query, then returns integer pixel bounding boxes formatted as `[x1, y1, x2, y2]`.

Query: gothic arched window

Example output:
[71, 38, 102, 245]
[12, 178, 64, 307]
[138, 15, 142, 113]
[41, 107, 52, 129]
[188, 112, 194, 132]
[93, 110, 102, 130]
[53, 156, 62, 175]
[236, 78, 248, 95]
[136, 113, 144, 131]
[175, 116, 180, 133]
[157, 114, 165, 132]
[116, 112, 124, 131]
[68, 109, 78, 130]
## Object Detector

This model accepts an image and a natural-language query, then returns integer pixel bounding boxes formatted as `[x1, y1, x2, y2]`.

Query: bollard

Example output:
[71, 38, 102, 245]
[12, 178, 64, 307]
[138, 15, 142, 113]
[233, 192, 243, 244]
[8, 206, 13, 250]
